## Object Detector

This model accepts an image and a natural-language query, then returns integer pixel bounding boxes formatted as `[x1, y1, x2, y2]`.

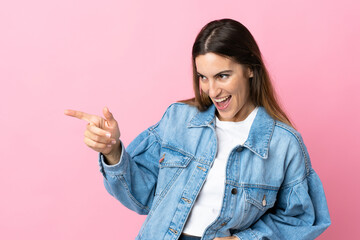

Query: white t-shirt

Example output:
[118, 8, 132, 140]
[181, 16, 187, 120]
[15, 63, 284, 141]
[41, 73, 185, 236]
[182, 107, 259, 236]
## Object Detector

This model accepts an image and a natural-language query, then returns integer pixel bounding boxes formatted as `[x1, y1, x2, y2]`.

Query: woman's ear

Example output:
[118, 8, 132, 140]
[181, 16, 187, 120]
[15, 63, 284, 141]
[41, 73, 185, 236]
[247, 67, 254, 78]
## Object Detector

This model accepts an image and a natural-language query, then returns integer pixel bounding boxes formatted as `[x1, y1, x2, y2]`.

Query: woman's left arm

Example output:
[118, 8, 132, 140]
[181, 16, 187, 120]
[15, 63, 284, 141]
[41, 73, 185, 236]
[232, 171, 330, 239]
[232, 135, 331, 240]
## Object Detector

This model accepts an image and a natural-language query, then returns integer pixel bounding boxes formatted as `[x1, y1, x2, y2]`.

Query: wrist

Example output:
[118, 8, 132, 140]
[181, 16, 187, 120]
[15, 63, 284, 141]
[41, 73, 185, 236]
[104, 141, 121, 165]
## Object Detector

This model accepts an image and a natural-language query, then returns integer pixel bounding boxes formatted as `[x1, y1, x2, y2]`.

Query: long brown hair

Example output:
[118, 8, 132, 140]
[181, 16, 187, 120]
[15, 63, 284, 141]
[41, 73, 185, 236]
[180, 18, 294, 128]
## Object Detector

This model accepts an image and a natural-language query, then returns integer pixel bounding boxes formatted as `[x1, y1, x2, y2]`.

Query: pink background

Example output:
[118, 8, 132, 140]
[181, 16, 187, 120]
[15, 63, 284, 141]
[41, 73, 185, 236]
[1, 0, 359, 239]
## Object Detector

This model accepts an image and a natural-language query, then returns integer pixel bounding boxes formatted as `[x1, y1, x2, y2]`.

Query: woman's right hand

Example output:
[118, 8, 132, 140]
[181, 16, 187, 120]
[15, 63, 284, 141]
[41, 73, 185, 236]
[64, 106, 121, 165]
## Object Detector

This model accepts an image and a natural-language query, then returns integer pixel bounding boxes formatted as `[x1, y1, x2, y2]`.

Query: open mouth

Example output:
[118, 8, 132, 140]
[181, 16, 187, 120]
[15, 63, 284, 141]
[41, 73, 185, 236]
[213, 96, 231, 110]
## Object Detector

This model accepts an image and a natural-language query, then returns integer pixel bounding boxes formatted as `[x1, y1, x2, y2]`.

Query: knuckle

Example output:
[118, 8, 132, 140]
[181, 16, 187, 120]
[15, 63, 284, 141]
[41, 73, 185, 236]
[90, 141, 98, 148]
[94, 135, 101, 142]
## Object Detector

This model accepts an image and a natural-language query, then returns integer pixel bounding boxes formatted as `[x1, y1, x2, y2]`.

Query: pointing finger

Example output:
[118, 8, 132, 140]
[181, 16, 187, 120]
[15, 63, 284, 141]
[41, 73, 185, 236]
[64, 109, 94, 123]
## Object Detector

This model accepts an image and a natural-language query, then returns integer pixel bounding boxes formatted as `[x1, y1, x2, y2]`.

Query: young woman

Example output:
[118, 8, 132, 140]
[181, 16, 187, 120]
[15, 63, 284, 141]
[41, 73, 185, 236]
[65, 19, 331, 240]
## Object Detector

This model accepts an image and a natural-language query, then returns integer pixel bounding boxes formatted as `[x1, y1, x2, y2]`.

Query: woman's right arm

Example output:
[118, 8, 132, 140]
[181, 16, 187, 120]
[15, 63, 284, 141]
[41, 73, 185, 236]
[99, 128, 161, 215]
[64, 106, 161, 215]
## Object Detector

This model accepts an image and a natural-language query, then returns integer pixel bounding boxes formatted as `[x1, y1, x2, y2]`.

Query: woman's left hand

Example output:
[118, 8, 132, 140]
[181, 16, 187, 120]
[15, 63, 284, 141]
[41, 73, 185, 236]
[213, 237, 238, 240]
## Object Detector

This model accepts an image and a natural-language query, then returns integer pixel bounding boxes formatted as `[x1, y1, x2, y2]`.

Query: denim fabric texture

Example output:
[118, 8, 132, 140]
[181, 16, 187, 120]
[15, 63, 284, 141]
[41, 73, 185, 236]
[98, 103, 331, 240]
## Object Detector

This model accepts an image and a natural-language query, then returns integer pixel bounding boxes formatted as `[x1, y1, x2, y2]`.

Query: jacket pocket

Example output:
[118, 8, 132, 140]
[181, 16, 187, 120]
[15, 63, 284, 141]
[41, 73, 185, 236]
[155, 147, 192, 197]
[244, 187, 278, 211]
[239, 186, 278, 228]
[159, 148, 192, 168]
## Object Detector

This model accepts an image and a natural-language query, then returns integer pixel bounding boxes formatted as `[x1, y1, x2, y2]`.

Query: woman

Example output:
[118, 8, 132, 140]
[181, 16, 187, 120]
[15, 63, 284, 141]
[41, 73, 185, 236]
[65, 19, 331, 240]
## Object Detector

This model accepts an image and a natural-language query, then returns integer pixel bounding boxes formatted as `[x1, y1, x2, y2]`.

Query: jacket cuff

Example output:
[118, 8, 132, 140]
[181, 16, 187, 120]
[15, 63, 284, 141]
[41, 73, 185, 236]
[98, 140, 125, 179]
[233, 229, 257, 240]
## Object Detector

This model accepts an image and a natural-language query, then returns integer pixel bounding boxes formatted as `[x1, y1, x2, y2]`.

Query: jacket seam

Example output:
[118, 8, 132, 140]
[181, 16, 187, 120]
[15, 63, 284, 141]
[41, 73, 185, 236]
[251, 229, 260, 240]
[148, 127, 163, 144]
[105, 137, 159, 177]
[280, 173, 307, 190]
[154, 167, 184, 205]
[118, 175, 150, 213]
[226, 181, 280, 190]
[161, 144, 195, 160]
[274, 122, 310, 176]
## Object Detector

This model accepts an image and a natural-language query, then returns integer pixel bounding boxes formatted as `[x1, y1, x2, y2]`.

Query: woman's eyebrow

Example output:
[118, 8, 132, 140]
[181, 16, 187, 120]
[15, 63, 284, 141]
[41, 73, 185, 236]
[197, 70, 233, 77]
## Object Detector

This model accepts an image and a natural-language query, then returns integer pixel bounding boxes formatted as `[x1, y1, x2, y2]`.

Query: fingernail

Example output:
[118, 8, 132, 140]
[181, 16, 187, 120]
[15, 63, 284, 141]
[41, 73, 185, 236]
[111, 140, 116, 144]
[107, 144, 112, 148]
[106, 133, 111, 138]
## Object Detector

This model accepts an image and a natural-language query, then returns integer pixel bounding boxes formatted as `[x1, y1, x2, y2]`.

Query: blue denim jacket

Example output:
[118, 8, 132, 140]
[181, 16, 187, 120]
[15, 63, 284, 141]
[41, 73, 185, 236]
[98, 103, 331, 240]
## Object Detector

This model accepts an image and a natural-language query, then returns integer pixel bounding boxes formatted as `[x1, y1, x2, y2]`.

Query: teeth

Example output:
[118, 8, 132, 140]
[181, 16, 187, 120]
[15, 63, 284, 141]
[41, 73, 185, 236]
[214, 96, 230, 102]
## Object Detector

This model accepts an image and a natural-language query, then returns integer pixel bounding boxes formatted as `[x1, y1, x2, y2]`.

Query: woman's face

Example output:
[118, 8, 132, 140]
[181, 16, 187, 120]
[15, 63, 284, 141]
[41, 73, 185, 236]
[195, 52, 255, 122]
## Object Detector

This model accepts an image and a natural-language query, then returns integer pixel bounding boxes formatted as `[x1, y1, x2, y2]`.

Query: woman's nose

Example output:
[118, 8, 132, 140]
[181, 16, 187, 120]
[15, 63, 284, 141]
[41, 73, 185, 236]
[208, 80, 221, 98]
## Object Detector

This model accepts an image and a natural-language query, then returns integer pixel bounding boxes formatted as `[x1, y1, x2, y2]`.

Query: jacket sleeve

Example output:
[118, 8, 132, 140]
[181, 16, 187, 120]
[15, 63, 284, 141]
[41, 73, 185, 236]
[98, 127, 162, 215]
[233, 135, 331, 240]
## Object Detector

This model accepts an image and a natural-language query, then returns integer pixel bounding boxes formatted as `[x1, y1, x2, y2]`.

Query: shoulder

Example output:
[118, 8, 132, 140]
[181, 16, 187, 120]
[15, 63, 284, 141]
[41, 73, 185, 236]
[149, 102, 199, 131]
[165, 102, 199, 117]
[273, 120, 308, 157]
[272, 121, 312, 184]
[273, 121, 305, 147]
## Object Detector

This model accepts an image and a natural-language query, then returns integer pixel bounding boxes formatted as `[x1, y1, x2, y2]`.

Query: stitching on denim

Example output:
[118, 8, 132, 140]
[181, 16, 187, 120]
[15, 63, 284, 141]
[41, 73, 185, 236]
[188, 111, 199, 126]
[148, 121, 160, 131]
[150, 167, 183, 211]
[105, 138, 159, 178]
[149, 127, 162, 143]
[159, 146, 193, 168]
[179, 163, 212, 236]
[280, 174, 307, 189]
[118, 175, 150, 213]
[161, 144, 195, 159]
[244, 189, 277, 211]
[148, 103, 182, 131]
[138, 156, 186, 236]
[193, 157, 209, 165]
[249, 229, 260, 240]
[280, 174, 307, 193]
[161, 143, 210, 165]
[134, 137, 159, 158]
[244, 147, 265, 159]
[187, 110, 215, 128]
[243, 117, 275, 159]
[275, 122, 310, 176]
[226, 181, 280, 190]
[148, 103, 183, 131]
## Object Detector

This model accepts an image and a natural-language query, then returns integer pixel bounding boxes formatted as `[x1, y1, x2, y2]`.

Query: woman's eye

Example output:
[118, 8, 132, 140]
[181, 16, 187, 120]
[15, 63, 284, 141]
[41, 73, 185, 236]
[218, 74, 229, 79]
[199, 75, 207, 81]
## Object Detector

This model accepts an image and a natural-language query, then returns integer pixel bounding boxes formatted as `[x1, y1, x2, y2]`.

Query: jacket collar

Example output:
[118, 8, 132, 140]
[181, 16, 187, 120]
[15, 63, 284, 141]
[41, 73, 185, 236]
[188, 104, 275, 159]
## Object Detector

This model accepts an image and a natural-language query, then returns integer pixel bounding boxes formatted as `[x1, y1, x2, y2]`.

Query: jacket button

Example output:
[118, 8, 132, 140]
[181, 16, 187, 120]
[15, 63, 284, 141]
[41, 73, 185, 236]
[237, 147, 243, 152]
[231, 188, 237, 194]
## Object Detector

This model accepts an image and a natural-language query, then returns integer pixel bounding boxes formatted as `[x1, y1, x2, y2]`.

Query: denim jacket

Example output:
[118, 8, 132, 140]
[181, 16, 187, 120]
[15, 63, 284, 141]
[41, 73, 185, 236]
[98, 103, 331, 240]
